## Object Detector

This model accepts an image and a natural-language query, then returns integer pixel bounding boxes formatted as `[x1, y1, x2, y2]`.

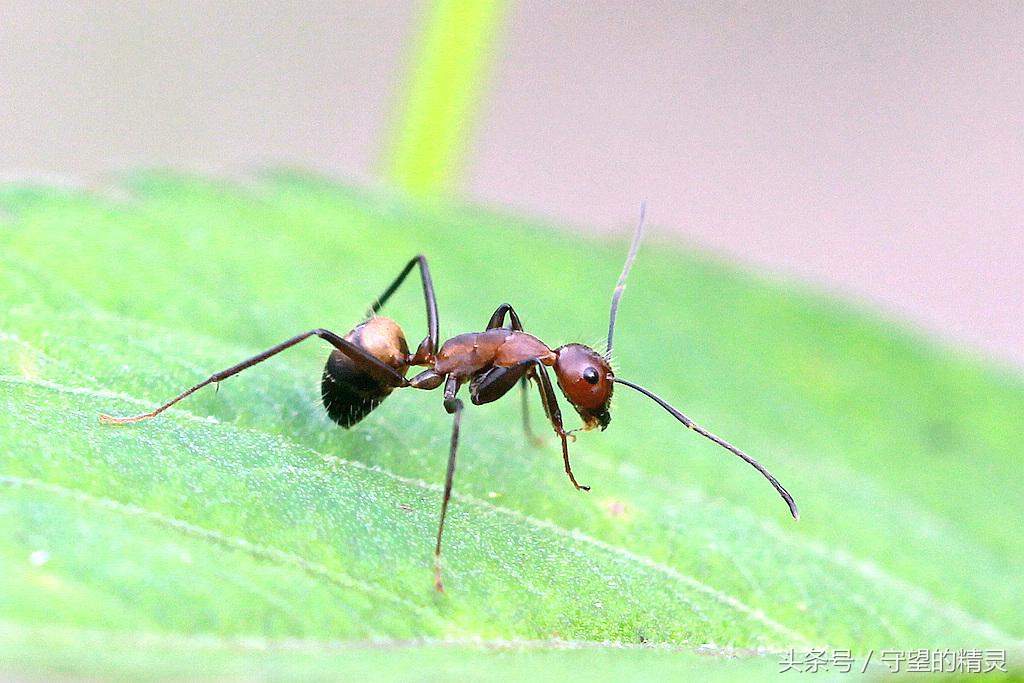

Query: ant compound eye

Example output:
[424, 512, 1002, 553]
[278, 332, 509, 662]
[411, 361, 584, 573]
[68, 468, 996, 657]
[583, 367, 600, 385]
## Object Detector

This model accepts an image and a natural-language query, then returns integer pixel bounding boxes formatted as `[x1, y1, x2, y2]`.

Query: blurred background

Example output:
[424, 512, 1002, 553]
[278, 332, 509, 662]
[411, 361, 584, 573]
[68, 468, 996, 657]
[2, 0, 1021, 368]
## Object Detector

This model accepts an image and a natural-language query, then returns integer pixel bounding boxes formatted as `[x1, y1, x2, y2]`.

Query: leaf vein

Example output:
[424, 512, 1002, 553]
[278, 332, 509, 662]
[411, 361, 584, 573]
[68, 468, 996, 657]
[0, 474, 456, 632]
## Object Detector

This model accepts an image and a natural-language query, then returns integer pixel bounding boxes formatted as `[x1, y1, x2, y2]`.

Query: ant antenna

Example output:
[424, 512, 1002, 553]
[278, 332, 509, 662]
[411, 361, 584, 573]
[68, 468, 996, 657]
[612, 377, 799, 520]
[605, 202, 647, 359]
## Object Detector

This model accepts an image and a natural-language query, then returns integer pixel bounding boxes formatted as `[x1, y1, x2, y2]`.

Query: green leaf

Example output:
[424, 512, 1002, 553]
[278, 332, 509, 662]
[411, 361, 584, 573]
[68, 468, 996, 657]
[1, 174, 1021, 679]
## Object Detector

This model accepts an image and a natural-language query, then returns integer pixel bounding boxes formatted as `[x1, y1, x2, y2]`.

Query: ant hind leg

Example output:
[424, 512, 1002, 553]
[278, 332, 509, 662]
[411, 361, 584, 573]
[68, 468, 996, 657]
[366, 255, 439, 360]
[101, 328, 407, 424]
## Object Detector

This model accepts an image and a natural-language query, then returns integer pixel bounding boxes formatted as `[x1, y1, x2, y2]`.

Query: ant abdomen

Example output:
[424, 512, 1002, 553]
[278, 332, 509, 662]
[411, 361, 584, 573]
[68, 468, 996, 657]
[321, 317, 411, 427]
[321, 351, 391, 427]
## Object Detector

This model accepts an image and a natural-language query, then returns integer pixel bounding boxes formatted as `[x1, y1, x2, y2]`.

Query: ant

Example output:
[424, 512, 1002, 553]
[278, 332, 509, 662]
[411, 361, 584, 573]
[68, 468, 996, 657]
[101, 206, 798, 591]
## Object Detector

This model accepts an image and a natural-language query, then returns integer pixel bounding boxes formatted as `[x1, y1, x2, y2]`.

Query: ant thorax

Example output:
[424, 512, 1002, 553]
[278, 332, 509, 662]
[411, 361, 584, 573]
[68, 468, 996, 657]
[434, 329, 555, 379]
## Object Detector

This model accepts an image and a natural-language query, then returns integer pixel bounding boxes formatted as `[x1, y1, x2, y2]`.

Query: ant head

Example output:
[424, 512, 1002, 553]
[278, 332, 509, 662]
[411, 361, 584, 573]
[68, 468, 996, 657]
[554, 343, 614, 431]
[565, 204, 799, 521]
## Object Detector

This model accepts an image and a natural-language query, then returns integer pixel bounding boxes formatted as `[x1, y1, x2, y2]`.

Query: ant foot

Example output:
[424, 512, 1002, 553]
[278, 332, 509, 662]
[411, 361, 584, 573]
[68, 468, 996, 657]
[567, 475, 591, 492]
[433, 558, 445, 593]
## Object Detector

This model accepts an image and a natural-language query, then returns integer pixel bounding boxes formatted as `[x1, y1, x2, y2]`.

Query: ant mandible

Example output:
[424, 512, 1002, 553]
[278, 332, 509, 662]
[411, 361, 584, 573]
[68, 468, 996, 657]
[100, 206, 799, 591]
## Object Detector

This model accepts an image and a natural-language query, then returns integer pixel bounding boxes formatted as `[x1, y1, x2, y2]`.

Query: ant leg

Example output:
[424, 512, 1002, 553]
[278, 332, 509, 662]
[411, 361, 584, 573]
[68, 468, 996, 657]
[481, 310, 543, 446]
[471, 360, 589, 491]
[485, 302, 524, 331]
[469, 362, 531, 405]
[100, 328, 407, 424]
[409, 368, 445, 390]
[366, 255, 439, 358]
[519, 375, 544, 446]
[435, 376, 463, 592]
[533, 365, 590, 492]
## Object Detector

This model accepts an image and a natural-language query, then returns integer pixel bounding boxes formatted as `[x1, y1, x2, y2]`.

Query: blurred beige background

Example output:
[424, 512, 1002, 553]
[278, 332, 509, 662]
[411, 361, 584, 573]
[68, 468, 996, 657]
[2, 1, 1021, 367]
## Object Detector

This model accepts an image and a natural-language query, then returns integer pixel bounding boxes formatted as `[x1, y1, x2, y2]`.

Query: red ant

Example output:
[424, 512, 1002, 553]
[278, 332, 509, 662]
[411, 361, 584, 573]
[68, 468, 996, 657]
[101, 207, 798, 591]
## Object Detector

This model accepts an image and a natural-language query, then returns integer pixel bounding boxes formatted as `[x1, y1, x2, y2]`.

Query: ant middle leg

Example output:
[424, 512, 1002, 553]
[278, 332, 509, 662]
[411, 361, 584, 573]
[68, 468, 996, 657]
[101, 328, 407, 424]
[483, 304, 543, 445]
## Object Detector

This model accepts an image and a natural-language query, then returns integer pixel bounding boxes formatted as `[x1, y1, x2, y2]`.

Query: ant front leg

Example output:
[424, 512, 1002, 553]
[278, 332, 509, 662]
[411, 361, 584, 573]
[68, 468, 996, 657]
[434, 375, 464, 592]
[484, 303, 543, 446]
[471, 359, 589, 492]
[365, 255, 439, 361]
[99, 328, 407, 424]
[532, 364, 590, 492]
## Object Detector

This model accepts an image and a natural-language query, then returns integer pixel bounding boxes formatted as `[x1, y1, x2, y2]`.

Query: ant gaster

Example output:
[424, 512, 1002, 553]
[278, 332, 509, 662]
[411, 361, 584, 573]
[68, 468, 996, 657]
[101, 206, 799, 591]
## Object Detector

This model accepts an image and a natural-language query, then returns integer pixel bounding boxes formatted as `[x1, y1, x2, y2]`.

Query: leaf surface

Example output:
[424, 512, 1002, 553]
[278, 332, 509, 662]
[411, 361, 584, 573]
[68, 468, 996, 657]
[1, 175, 1021, 678]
